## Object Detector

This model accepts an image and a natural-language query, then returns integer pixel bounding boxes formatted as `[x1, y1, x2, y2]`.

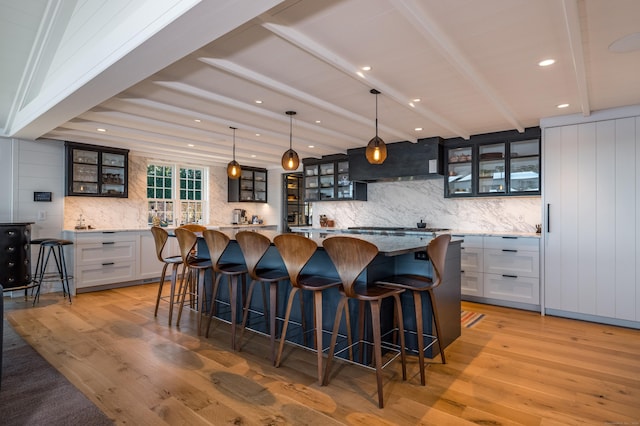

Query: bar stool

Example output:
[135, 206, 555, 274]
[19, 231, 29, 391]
[151, 226, 184, 325]
[33, 239, 74, 305]
[273, 233, 350, 382]
[202, 229, 247, 350]
[235, 231, 288, 363]
[376, 233, 451, 386]
[322, 236, 407, 409]
[174, 228, 212, 335]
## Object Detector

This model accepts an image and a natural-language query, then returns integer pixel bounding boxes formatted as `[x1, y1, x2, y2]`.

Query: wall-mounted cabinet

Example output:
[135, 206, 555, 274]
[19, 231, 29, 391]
[303, 154, 366, 202]
[65, 142, 129, 197]
[445, 127, 540, 198]
[282, 172, 310, 231]
[228, 166, 267, 202]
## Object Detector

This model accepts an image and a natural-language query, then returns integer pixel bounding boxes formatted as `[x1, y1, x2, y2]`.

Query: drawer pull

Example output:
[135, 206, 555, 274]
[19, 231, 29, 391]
[502, 274, 518, 278]
[502, 249, 517, 253]
[102, 262, 115, 266]
[502, 236, 517, 239]
[102, 231, 116, 234]
[102, 242, 115, 245]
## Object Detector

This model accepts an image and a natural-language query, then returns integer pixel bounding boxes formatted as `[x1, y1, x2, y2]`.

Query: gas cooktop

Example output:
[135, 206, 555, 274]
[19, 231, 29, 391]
[348, 226, 450, 232]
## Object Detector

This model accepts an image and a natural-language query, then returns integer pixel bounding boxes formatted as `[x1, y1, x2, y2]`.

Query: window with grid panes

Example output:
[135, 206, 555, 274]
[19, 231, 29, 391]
[147, 163, 207, 225]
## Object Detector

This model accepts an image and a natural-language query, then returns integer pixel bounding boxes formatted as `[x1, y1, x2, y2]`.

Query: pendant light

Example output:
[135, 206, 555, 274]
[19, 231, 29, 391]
[227, 126, 241, 179]
[281, 110, 300, 170]
[365, 89, 387, 164]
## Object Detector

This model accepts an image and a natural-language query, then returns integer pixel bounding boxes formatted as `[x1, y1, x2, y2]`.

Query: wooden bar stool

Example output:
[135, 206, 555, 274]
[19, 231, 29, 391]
[235, 231, 288, 363]
[376, 234, 451, 386]
[174, 228, 212, 335]
[322, 236, 407, 409]
[202, 229, 247, 350]
[151, 226, 184, 325]
[273, 233, 351, 382]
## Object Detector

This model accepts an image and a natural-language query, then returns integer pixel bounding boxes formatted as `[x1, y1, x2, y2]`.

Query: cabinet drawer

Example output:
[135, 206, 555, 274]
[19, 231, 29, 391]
[484, 273, 539, 304]
[461, 247, 483, 272]
[74, 231, 137, 244]
[76, 261, 136, 288]
[454, 235, 483, 249]
[483, 236, 539, 252]
[461, 271, 483, 297]
[76, 240, 136, 265]
[484, 249, 539, 278]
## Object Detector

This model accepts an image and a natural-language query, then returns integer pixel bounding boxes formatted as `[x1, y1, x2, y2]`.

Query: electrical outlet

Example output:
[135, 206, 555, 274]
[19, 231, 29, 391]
[414, 251, 429, 261]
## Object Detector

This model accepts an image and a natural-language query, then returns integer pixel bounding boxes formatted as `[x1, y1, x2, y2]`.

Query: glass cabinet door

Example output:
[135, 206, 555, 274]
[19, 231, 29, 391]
[240, 170, 255, 201]
[319, 162, 335, 200]
[101, 152, 126, 195]
[478, 143, 505, 194]
[66, 142, 128, 197]
[336, 160, 352, 199]
[254, 170, 267, 201]
[447, 147, 473, 195]
[304, 165, 319, 201]
[509, 139, 539, 193]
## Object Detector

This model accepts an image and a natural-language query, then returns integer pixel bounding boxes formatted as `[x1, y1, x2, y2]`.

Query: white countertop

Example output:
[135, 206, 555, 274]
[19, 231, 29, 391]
[64, 223, 277, 233]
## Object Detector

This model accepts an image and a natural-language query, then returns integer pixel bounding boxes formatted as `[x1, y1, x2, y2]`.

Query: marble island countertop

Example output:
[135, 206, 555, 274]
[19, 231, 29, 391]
[63, 223, 276, 233]
[289, 226, 540, 238]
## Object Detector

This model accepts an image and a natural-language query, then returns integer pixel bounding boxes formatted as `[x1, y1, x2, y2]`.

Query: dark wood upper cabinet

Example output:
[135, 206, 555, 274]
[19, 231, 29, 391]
[65, 142, 129, 197]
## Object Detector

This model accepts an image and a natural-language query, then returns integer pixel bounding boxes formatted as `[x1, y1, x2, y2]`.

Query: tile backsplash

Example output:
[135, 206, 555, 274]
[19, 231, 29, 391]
[312, 179, 541, 233]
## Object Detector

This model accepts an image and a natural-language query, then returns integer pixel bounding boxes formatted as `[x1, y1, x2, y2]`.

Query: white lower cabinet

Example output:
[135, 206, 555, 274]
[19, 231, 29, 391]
[457, 234, 540, 308]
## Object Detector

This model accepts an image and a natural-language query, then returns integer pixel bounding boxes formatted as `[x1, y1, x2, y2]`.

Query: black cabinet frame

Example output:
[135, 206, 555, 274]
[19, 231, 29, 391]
[65, 141, 129, 198]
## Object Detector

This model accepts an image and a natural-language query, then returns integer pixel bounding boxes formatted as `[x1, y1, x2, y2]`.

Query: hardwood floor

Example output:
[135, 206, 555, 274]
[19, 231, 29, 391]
[4, 283, 640, 425]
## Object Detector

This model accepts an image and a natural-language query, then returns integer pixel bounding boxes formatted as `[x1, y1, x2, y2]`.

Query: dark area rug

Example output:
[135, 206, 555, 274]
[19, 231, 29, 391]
[0, 319, 114, 426]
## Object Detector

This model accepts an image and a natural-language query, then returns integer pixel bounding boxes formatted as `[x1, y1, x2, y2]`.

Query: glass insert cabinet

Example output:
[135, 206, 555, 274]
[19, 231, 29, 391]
[303, 154, 366, 202]
[65, 142, 129, 197]
[228, 166, 268, 202]
[445, 127, 540, 198]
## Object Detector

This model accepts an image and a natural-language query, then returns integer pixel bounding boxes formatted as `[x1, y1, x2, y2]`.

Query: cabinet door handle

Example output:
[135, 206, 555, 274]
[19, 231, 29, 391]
[102, 262, 115, 266]
[502, 274, 518, 278]
[461, 270, 465, 273]
[102, 242, 115, 245]
[546, 203, 551, 233]
[102, 231, 116, 234]
[502, 249, 518, 253]
[502, 236, 517, 239]
[460, 247, 465, 250]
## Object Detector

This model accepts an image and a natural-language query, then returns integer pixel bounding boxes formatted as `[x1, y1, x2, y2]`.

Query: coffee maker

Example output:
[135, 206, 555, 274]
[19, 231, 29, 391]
[232, 209, 246, 224]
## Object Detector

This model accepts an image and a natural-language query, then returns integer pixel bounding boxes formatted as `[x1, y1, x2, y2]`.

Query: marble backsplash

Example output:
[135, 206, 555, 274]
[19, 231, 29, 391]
[311, 179, 542, 233]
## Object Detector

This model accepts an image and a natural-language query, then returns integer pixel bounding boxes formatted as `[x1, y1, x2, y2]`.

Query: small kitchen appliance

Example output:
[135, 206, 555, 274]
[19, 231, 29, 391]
[232, 209, 246, 224]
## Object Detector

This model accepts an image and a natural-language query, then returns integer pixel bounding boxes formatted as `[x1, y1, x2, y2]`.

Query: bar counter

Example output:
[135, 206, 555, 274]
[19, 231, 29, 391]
[196, 229, 462, 359]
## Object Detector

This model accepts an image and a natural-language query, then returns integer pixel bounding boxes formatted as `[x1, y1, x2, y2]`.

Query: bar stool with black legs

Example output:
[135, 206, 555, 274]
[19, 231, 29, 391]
[151, 226, 184, 325]
[375, 233, 451, 386]
[202, 229, 247, 350]
[322, 236, 407, 409]
[33, 239, 74, 304]
[235, 231, 288, 363]
[174, 228, 212, 335]
[273, 233, 351, 383]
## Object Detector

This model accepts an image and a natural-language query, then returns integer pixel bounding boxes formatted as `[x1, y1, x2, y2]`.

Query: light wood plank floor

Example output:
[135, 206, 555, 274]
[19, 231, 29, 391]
[4, 283, 640, 425]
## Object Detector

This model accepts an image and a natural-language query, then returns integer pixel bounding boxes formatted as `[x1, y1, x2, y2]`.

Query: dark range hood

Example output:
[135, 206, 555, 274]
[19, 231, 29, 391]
[347, 137, 444, 182]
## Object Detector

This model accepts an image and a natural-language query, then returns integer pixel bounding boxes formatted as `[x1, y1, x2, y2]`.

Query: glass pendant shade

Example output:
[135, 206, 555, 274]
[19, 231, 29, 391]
[227, 126, 241, 179]
[366, 88, 387, 165]
[282, 110, 299, 171]
[281, 148, 300, 170]
[365, 135, 387, 164]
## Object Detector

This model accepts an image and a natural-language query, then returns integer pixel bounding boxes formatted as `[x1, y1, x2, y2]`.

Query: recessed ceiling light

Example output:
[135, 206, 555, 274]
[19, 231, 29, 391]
[409, 102, 415, 108]
[308, 145, 315, 148]
[187, 144, 194, 147]
[412, 98, 421, 102]
[255, 133, 261, 137]
[557, 103, 570, 109]
[538, 59, 555, 67]
[251, 154, 256, 158]
[255, 100, 263, 104]
[356, 71, 365, 78]
[315, 120, 321, 124]
[97, 128, 106, 132]
[415, 127, 423, 131]
[361, 66, 371, 71]
[194, 119, 201, 123]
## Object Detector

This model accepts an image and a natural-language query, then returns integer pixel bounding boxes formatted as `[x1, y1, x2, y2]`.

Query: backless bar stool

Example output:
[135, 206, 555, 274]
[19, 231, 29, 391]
[33, 239, 74, 304]
[376, 234, 451, 386]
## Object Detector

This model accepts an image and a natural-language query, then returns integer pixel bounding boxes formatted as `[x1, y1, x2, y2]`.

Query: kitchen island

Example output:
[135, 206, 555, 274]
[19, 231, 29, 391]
[200, 229, 461, 359]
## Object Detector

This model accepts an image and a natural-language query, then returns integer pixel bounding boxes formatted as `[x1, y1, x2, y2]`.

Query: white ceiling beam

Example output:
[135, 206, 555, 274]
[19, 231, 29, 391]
[391, 0, 525, 134]
[561, 0, 591, 116]
[198, 57, 416, 143]
[152, 81, 361, 150]
[260, 20, 469, 140]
